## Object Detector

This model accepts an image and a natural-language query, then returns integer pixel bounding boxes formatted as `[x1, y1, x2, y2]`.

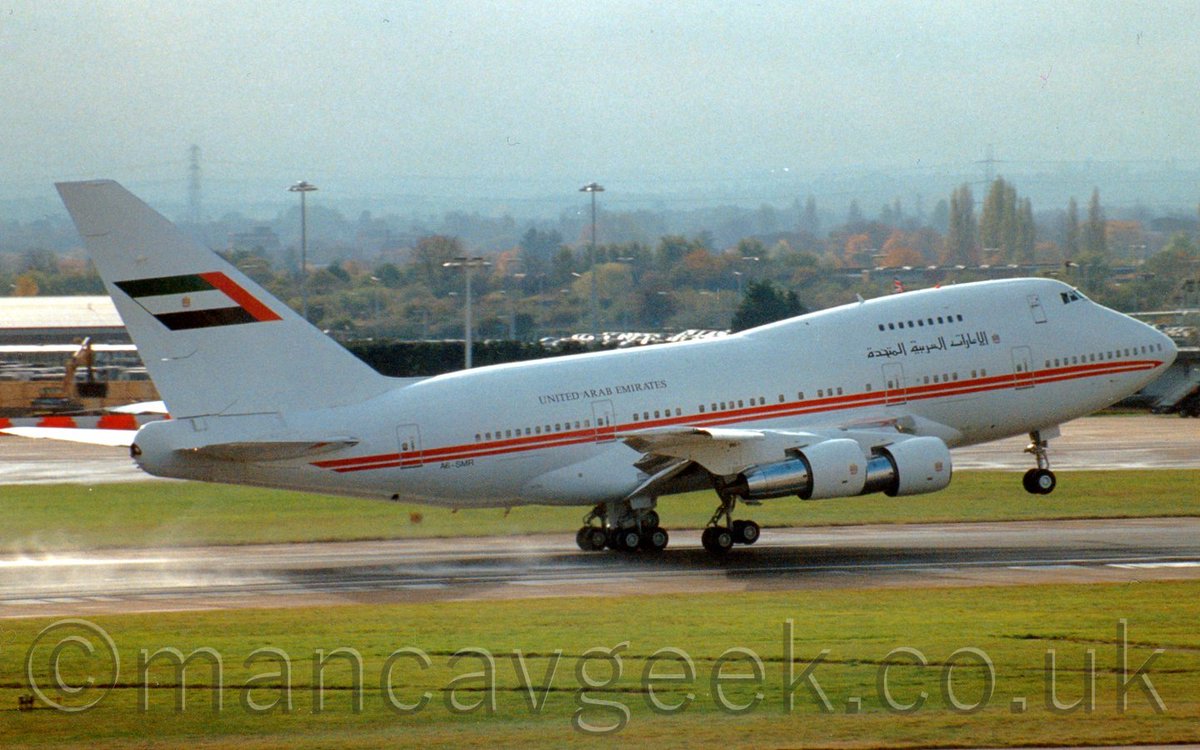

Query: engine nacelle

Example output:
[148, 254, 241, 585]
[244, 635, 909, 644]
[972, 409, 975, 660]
[729, 436, 952, 501]
[732, 438, 867, 500]
[861, 436, 953, 497]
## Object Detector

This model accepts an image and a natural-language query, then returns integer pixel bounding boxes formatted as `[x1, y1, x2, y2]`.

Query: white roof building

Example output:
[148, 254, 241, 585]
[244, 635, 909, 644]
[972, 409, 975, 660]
[0, 296, 127, 344]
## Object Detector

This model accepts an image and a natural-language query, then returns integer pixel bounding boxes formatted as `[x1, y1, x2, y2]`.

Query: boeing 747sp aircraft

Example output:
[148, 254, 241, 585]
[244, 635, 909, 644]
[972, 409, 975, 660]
[39, 180, 1177, 554]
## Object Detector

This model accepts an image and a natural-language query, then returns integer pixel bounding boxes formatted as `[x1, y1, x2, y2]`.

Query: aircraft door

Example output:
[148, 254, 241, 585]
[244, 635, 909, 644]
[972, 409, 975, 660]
[882, 363, 906, 405]
[591, 400, 616, 443]
[1011, 347, 1035, 390]
[396, 423, 423, 468]
[1027, 294, 1047, 324]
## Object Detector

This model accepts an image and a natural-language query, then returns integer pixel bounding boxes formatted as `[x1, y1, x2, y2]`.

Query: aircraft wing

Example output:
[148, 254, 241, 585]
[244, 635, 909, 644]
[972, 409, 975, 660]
[620, 425, 823, 476]
[1, 426, 137, 447]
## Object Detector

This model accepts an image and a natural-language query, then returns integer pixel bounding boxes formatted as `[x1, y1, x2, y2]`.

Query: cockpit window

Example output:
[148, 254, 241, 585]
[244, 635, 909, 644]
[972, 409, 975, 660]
[1060, 289, 1085, 304]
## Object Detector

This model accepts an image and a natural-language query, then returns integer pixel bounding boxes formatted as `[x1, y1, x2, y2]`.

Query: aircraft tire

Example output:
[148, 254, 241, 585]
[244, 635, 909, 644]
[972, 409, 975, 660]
[614, 528, 642, 552]
[578, 527, 607, 551]
[1033, 468, 1056, 495]
[641, 527, 669, 551]
[701, 526, 734, 555]
[732, 519, 760, 545]
[1022, 468, 1039, 494]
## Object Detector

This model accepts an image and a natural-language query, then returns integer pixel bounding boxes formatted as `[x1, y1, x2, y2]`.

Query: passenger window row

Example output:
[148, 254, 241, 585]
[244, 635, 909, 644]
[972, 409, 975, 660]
[476, 419, 592, 442]
[878, 313, 965, 332]
[1043, 342, 1165, 369]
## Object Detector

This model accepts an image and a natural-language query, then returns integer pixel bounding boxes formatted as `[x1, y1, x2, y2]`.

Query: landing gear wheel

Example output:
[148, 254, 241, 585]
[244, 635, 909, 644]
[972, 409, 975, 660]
[1021, 468, 1039, 494]
[641, 510, 661, 530]
[612, 528, 642, 552]
[1023, 430, 1058, 495]
[1031, 468, 1056, 495]
[732, 519, 760, 545]
[640, 527, 669, 552]
[701, 526, 734, 555]
[577, 526, 607, 551]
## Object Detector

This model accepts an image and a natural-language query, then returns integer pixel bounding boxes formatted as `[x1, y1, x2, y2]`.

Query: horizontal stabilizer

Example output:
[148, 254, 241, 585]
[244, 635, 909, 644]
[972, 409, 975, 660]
[181, 438, 359, 462]
[108, 400, 169, 415]
[1, 426, 137, 447]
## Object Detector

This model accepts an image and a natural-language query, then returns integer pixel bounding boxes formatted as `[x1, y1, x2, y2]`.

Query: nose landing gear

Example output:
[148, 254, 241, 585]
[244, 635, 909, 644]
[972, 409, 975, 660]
[1022, 429, 1057, 495]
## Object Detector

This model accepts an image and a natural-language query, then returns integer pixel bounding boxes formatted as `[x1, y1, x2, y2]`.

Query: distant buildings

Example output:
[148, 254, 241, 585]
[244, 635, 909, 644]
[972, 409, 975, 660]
[0, 296, 126, 346]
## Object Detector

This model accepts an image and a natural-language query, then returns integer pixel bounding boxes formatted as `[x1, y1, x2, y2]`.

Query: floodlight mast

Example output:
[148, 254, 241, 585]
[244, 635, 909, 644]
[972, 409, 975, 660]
[443, 256, 491, 369]
[579, 182, 604, 339]
[287, 180, 318, 322]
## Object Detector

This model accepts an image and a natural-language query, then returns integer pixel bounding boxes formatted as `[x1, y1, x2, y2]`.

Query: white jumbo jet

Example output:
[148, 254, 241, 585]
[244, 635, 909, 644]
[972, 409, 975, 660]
[37, 180, 1178, 554]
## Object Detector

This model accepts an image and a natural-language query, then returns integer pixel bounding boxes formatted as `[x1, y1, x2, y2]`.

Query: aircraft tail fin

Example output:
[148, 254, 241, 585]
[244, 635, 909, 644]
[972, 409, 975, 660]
[56, 180, 392, 419]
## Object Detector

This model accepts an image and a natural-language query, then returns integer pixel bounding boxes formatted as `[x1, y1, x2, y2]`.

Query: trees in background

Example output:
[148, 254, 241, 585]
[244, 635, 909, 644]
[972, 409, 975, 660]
[731, 280, 806, 332]
[1064, 197, 1080, 260]
[1084, 188, 1108, 258]
[5, 177, 1197, 339]
[979, 177, 1036, 263]
[943, 184, 977, 265]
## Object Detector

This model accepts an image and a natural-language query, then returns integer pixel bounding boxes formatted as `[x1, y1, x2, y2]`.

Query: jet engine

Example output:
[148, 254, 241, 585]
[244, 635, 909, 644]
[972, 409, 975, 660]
[726, 436, 951, 501]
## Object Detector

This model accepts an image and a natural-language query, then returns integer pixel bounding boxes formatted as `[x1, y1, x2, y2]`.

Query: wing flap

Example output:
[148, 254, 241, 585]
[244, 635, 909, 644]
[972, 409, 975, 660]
[620, 426, 816, 476]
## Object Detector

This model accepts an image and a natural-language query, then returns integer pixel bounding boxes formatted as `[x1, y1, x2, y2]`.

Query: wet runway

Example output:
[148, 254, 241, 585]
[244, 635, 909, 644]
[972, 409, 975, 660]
[2, 517, 1198, 618]
[2, 415, 1199, 487]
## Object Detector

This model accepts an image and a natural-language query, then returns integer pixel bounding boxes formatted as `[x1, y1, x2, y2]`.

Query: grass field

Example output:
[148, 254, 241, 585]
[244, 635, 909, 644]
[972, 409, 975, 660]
[1, 580, 1197, 749]
[1, 470, 1197, 552]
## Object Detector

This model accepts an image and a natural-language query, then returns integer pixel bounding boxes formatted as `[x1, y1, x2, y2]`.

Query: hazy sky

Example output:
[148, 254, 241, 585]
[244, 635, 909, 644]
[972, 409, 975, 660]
[4, 1, 1199, 204]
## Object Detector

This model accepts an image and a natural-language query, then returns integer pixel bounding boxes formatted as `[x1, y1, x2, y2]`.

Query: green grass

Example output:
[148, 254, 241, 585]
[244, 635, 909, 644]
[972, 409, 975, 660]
[2, 470, 1198, 552]
[1, 581, 1197, 749]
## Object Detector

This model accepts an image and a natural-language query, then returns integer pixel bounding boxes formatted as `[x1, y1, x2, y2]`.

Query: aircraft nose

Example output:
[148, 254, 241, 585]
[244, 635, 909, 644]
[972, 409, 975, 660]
[1156, 328, 1179, 367]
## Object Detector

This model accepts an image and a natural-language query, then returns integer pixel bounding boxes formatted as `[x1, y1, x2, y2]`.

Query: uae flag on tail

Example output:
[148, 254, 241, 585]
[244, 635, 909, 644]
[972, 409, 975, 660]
[115, 272, 282, 330]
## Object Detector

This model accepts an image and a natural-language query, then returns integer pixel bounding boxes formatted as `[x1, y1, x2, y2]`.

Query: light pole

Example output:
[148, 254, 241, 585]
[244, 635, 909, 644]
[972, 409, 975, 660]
[511, 272, 527, 339]
[1065, 260, 1089, 291]
[443, 256, 491, 369]
[288, 180, 318, 322]
[579, 182, 604, 339]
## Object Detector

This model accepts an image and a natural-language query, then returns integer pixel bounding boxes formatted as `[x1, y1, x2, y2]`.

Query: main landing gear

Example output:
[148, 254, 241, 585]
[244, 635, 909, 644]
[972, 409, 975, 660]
[1022, 429, 1057, 495]
[701, 492, 760, 555]
[575, 501, 669, 553]
[573, 490, 762, 556]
